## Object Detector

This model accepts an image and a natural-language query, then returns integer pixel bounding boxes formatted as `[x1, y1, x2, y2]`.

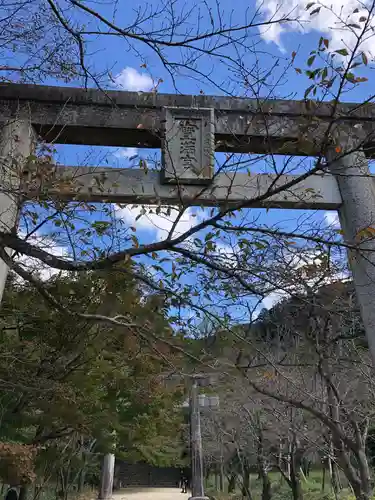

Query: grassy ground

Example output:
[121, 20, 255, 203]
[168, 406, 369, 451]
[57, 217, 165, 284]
[205, 470, 354, 500]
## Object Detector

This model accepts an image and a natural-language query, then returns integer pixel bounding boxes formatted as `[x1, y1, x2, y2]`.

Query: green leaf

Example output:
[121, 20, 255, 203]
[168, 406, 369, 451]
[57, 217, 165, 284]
[345, 72, 356, 82]
[335, 48, 349, 56]
[362, 52, 368, 65]
[307, 55, 316, 66]
[310, 7, 321, 15]
[306, 2, 315, 9]
[304, 85, 315, 98]
[325, 77, 335, 88]
[131, 235, 139, 248]
[254, 241, 267, 249]
[348, 24, 361, 29]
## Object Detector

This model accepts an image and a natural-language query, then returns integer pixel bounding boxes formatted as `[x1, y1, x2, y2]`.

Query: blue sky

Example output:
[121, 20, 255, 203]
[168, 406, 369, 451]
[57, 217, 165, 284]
[9, 0, 375, 321]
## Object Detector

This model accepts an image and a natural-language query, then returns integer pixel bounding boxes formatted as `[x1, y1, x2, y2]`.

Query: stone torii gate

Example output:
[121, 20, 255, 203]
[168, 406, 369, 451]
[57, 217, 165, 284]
[1, 83, 375, 351]
[1, 83, 375, 499]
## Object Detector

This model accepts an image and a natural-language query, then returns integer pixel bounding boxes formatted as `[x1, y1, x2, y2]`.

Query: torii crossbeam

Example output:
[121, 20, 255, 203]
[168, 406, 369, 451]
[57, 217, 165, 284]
[0, 83, 373, 209]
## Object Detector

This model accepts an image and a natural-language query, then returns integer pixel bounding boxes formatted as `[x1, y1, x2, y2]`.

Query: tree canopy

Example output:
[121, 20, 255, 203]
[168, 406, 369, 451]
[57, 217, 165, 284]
[0, 267, 186, 485]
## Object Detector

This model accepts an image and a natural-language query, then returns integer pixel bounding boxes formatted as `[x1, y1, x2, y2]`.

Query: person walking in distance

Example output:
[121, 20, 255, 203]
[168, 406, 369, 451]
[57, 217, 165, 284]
[180, 470, 188, 494]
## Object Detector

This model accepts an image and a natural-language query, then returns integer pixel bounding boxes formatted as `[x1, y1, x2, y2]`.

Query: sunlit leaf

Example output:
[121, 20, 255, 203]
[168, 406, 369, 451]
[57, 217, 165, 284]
[345, 72, 356, 82]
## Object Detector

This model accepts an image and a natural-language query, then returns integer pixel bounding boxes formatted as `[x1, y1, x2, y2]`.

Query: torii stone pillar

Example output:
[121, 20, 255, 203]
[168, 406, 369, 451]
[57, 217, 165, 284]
[0, 120, 35, 302]
[326, 134, 375, 365]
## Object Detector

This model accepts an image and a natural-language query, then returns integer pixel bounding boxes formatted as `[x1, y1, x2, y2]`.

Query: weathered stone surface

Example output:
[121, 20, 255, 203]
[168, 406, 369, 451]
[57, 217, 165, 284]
[2, 83, 375, 118]
[1, 84, 375, 155]
[22, 166, 343, 209]
[162, 107, 214, 183]
[0, 120, 34, 300]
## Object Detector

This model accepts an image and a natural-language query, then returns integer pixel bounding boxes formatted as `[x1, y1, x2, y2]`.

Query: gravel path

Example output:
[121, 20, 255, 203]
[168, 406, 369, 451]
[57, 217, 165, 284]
[113, 488, 189, 500]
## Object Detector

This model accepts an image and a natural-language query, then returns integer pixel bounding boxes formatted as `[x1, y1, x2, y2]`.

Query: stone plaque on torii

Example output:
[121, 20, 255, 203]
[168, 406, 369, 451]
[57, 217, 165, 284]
[162, 107, 215, 184]
[1, 83, 375, 368]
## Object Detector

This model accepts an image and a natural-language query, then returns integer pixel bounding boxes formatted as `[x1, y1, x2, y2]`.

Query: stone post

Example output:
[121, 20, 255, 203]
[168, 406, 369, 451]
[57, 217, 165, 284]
[0, 120, 34, 302]
[189, 381, 208, 500]
[326, 136, 375, 365]
[98, 453, 115, 500]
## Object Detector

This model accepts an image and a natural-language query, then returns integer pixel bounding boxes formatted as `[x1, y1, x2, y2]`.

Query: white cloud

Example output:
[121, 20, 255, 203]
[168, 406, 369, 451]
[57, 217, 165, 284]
[261, 248, 347, 309]
[262, 289, 288, 309]
[115, 204, 203, 241]
[113, 67, 153, 91]
[258, 0, 375, 55]
[114, 147, 138, 160]
[324, 211, 340, 228]
[214, 241, 240, 268]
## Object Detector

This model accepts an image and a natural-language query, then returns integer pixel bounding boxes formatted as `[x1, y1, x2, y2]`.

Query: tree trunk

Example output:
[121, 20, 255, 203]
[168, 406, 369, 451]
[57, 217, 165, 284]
[350, 479, 372, 500]
[205, 467, 210, 482]
[228, 474, 236, 494]
[241, 463, 252, 500]
[352, 449, 373, 500]
[78, 467, 86, 493]
[257, 426, 272, 500]
[327, 438, 340, 500]
[19, 485, 29, 500]
[32, 485, 43, 500]
[330, 458, 340, 498]
[260, 472, 272, 500]
[290, 469, 303, 500]
[219, 461, 224, 492]
[289, 439, 304, 500]
[301, 459, 310, 477]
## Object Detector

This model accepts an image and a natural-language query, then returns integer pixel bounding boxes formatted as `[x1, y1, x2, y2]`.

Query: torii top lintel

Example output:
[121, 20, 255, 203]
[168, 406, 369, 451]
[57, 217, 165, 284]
[1, 83, 375, 157]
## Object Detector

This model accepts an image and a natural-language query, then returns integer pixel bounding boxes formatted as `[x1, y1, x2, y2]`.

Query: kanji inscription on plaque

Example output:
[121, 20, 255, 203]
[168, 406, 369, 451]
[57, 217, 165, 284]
[162, 107, 214, 184]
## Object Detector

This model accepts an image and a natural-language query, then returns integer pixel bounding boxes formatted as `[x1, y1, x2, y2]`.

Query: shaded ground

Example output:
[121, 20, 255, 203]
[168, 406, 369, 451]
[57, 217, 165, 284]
[113, 488, 189, 500]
